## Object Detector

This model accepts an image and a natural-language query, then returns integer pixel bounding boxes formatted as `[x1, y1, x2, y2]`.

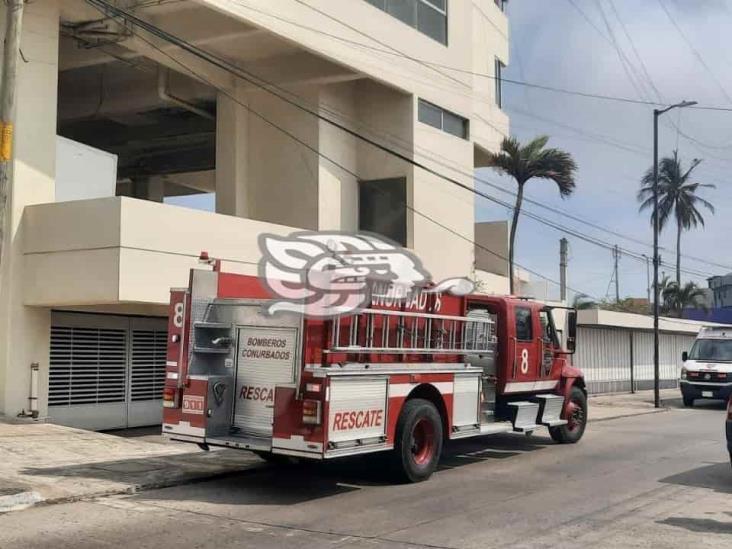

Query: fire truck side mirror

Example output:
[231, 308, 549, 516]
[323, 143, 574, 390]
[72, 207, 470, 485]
[566, 310, 577, 354]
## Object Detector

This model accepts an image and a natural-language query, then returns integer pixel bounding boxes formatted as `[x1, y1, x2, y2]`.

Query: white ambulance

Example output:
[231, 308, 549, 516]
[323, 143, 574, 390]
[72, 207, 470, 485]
[680, 326, 732, 407]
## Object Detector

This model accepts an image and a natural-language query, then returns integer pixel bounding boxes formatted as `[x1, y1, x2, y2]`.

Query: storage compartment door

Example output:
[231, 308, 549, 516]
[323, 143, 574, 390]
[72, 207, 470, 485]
[328, 377, 388, 445]
[233, 326, 298, 437]
[453, 374, 480, 428]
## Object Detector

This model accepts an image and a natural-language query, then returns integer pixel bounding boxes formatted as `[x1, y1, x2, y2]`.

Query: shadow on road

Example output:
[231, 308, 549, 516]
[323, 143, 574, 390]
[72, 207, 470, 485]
[663, 398, 727, 411]
[125, 434, 552, 507]
[659, 461, 732, 495]
[657, 516, 732, 535]
[18, 431, 551, 508]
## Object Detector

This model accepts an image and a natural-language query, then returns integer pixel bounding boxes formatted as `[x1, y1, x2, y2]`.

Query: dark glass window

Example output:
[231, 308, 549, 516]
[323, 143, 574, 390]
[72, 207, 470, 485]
[417, 99, 442, 129]
[418, 99, 469, 139]
[359, 178, 407, 246]
[495, 58, 504, 108]
[417, 1, 447, 44]
[364, 0, 448, 45]
[515, 307, 533, 341]
[387, 0, 417, 26]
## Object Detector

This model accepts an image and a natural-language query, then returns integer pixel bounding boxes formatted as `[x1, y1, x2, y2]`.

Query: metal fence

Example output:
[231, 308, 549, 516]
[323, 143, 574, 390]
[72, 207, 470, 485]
[576, 326, 697, 394]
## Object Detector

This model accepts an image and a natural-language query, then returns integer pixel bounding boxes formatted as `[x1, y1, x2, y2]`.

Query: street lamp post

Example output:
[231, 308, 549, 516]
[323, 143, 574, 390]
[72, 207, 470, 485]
[652, 100, 697, 408]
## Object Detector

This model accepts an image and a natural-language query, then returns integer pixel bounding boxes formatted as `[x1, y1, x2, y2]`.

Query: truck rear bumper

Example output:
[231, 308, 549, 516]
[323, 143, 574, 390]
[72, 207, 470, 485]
[680, 381, 732, 401]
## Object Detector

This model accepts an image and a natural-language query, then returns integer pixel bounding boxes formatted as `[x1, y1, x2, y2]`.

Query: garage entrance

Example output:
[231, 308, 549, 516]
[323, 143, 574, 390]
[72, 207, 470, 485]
[48, 312, 167, 431]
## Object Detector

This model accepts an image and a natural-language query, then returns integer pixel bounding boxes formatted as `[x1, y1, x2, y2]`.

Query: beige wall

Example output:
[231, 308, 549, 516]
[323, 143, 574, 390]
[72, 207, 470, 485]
[475, 220, 509, 277]
[3, 0, 511, 418]
[22, 196, 312, 307]
[0, 0, 59, 418]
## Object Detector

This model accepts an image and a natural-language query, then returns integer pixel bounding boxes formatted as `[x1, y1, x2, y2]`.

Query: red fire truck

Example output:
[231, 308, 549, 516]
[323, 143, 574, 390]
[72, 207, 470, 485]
[162, 263, 587, 482]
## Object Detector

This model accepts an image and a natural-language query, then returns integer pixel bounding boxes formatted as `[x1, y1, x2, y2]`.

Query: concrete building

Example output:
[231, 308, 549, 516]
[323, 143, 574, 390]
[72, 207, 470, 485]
[706, 274, 732, 308]
[0, 0, 510, 429]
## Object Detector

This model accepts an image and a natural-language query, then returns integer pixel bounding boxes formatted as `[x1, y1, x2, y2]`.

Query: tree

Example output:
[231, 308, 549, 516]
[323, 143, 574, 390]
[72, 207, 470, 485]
[485, 136, 577, 294]
[662, 281, 708, 317]
[572, 293, 597, 310]
[638, 151, 715, 285]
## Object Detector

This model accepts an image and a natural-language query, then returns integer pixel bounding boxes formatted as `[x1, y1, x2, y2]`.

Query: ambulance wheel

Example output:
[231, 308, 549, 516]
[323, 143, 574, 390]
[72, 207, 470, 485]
[549, 387, 587, 444]
[392, 398, 443, 483]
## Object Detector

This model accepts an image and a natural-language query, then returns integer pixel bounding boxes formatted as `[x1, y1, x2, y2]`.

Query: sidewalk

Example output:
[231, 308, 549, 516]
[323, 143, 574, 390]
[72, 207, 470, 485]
[0, 389, 682, 514]
[589, 388, 680, 422]
[0, 420, 263, 513]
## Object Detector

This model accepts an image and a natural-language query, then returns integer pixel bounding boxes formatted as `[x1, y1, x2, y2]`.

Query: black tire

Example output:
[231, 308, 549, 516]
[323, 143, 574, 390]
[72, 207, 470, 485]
[253, 451, 299, 466]
[391, 398, 443, 483]
[682, 395, 695, 407]
[549, 386, 587, 444]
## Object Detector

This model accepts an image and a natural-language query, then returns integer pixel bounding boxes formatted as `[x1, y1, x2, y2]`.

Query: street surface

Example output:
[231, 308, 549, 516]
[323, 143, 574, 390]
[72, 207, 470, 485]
[1, 401, 730, 548]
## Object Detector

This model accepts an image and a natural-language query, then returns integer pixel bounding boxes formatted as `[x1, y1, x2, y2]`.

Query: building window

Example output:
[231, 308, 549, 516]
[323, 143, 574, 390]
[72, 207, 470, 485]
[515, 307, 533, 341]
[494, 58, 505, 108]
[359, 177, 407, 246]
[418, 99, 469, 139]
[364, 0, 447, 45]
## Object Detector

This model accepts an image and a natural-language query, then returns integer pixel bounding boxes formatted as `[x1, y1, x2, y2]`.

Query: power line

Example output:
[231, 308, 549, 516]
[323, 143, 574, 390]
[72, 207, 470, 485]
[85, 0, 602, 300]
[204, 0, 732, 113]
[656, 0, 732, 105]
[85, 0, 726, 284]
[233, 1, 732, 273]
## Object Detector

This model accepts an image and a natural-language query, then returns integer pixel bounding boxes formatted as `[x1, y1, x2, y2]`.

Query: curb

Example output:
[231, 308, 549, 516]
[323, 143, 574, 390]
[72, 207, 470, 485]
[0, 491, 43, 514]
[5, 462, 267, 513]
[588, 406, 669, 424]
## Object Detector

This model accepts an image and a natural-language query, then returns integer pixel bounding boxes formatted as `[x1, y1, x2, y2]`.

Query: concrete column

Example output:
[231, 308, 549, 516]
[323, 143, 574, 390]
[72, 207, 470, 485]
[0, 0, 59, 418]
[215, 90, 249, 217]
[131, 177, 164, 203]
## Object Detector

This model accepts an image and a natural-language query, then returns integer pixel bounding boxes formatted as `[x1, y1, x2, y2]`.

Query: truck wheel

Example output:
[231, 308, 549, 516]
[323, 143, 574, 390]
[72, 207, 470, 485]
[549, 386, 587, 444]
[391, 398, 443, 483]
[683, 395, 695, 407]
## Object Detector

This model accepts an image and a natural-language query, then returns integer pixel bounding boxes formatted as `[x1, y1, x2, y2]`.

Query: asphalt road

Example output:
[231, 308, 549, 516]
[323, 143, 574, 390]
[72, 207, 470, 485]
[2, 401, 730, 549]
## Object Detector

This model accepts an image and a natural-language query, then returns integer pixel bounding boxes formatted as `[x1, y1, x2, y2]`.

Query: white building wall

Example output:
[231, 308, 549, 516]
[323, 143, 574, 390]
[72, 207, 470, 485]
[576, 325, 699, 394]
[0, 0, 59, 418]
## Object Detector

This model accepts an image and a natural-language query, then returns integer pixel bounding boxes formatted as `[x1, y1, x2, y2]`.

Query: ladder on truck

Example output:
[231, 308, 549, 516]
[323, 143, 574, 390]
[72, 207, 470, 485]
[328, 309, 496, 355]
[327, 309, 566, 436]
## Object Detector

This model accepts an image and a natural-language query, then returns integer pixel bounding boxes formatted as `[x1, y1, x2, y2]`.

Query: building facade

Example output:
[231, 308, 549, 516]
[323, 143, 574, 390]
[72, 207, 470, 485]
[0, 0, 510, 428]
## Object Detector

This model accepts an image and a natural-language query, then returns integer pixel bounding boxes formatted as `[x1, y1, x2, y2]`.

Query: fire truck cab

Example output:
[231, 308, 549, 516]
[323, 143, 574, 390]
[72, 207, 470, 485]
[162, 266, 587, 483]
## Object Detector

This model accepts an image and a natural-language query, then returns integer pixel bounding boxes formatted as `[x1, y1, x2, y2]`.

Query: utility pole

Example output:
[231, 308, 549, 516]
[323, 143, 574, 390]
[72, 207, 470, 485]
[613, 244, 620, 302]
[559, 238, 568, 302]
[652, 100, 696, 409]
[0, 0, 25, 279]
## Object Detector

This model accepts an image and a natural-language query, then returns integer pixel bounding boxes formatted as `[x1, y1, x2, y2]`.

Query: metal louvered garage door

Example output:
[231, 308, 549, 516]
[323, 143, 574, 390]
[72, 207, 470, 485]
[49, 312, 167, 431]
[128, 317, 168, 428]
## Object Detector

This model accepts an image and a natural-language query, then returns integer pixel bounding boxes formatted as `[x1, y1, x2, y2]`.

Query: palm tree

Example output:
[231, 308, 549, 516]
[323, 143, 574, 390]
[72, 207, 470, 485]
[486, 136, 577, 294]
[638, 151, 715, 285]
[662, 281, 708, 316]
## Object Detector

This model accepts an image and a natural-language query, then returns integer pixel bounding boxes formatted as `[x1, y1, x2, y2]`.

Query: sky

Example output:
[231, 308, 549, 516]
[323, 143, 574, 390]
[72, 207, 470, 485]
[479, 0, 732, 302]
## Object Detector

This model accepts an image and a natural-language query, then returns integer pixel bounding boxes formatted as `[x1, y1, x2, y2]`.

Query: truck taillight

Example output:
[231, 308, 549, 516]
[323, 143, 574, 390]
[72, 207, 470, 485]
[163, 387, 177, 408]
[302, 399, 321, 425]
